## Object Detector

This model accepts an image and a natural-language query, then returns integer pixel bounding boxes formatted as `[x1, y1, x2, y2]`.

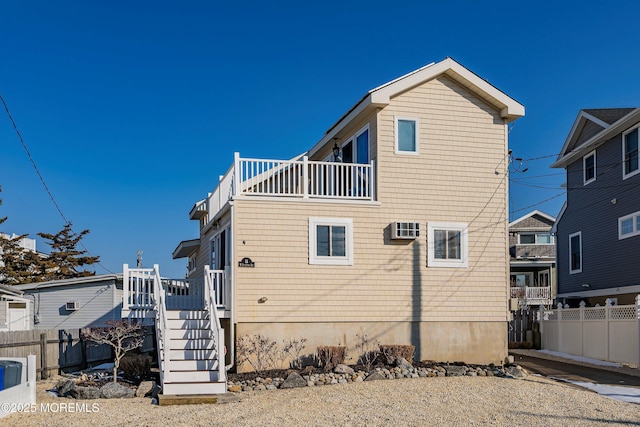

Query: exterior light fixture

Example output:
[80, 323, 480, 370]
[333, 141, 340, 160]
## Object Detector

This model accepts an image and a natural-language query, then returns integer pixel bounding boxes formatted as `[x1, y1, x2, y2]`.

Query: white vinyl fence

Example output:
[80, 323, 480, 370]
[540, 296, 640, 366]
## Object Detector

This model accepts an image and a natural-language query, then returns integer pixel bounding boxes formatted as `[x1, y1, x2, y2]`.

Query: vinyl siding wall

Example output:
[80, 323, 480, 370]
[557, 131, 640, 296]
[21, 280, 122, 329]
[232, 75, 508, 324]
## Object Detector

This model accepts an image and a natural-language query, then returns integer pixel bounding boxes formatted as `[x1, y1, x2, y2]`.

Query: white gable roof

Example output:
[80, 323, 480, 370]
[308, 57, 524, 157]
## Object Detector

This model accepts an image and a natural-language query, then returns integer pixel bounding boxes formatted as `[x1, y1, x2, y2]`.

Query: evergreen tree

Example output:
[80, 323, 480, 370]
[0, 185, 45, 285]
[37, 223, 99, 280]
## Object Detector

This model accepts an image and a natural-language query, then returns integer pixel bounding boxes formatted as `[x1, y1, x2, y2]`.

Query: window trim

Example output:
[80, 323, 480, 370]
[619, 210, 640, 239]
[427, 222, 468, 268]
[309, 217, 353, 265]
[569, 231, 582, 274]
[583, 150, 596, 185]
[622, 125, 640, 180]
[518, 232, 554, 245]
[395, 116, 419, 155]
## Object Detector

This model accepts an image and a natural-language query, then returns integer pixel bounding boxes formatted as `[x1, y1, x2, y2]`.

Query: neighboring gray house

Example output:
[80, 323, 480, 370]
[551, 108, 640, 306]
[509, 210, 555, 309]
[14, 275, 123, 329]
[0, 284, 33, 331]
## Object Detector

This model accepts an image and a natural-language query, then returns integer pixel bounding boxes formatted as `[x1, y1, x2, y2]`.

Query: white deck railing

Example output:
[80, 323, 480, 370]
[205, 153, 375, 220]
[510, 286, 552, 307]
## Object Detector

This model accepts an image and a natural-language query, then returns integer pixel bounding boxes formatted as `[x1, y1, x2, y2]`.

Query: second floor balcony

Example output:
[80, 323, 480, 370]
[194, 153, 376, 221]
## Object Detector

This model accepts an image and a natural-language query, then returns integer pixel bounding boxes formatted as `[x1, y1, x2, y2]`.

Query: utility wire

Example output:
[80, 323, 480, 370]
[0, 94, 114, 274]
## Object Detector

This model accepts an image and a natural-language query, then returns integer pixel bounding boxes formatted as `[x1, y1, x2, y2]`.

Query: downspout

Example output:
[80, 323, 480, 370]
[225, 201, 235, 372]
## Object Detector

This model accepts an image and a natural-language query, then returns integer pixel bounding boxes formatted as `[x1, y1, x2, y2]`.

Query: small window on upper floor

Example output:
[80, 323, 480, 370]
[395, 117, 419, 154]
[519, 233, 553, 245]
[583, 150, 596, 185]
[619, 210, 640, 239]
[623, 126, 639, 179]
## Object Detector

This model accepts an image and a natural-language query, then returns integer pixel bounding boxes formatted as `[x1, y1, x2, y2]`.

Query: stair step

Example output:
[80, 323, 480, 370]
[167, 329, 213, 340]
[168, 349, 218, 361]
[162, 381, 227, 395]
[166, 359, 219, 371]
[167, 318, 211, 329]
[168, 339, 216, 351]
[165, 370, 222, 383]
[166, 310, 209, 320]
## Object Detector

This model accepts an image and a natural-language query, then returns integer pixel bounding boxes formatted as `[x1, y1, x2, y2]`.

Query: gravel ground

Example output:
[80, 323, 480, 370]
[5, 374, 639, 426]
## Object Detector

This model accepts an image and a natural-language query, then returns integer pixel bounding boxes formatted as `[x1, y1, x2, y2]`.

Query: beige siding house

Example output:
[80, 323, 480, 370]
[174, 58, 525, 369]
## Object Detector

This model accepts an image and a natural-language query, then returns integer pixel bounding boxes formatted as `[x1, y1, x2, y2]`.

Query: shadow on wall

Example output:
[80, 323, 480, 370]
[411, 241, 422, 361]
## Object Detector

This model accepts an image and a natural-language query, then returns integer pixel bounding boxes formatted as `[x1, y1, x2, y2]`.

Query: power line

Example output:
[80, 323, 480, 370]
[0, 94, 114, 274]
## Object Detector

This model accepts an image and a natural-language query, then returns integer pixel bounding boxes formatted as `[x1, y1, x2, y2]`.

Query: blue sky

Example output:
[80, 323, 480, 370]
[1, 1, 639, 278]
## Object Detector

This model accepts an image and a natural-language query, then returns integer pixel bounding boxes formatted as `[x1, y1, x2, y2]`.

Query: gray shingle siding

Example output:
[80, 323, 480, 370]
[556, 131, 640, 294]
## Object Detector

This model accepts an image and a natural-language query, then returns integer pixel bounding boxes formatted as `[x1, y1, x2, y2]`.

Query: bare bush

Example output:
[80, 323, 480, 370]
[379, 345, 415, 364]
[354, 333, 380, 371]
[119, 353, 152, 382]
[283, 338, 307, 369]
[317, 346, 346, 371]
[82, 320, 144, 383]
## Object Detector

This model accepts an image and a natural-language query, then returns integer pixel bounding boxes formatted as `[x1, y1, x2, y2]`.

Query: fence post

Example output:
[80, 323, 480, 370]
[636, 295, 640, 367]
[39, 332, 48, 380]
[605, 298, 613, 362]
[556, 302, 563, 353]
[579, 300, 586, 358]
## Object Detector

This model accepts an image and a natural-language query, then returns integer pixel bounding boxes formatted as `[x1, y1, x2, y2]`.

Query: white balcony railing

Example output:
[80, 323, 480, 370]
[510, 286, 552, 307]
[206, 153, 375, 219]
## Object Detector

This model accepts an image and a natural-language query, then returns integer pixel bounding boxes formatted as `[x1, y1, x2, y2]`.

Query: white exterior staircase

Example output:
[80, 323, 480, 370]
[123, 264, 227, 396]
[162, 309, 226, 395]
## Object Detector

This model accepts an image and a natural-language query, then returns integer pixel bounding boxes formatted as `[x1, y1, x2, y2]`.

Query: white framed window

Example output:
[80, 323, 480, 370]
[518, 232, 554, 245]
[619, 210, 640, 239]
[188, 253, 197, 274]
[427, 222, 468, 268]
[583, 150, 596, 185]
[309, 217, 353, 265]
[395, 117, 419, 154]
[623, 126, 639, 179]
[569, 231, 582, 274]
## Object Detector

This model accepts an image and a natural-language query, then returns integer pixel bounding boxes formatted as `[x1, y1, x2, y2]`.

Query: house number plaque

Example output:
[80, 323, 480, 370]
[238, 257, 255, 267]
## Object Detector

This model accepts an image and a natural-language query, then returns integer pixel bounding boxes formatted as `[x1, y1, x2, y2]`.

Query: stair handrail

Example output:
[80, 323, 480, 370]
[152, 264, 170, 384]
[204, 265, 226, 383]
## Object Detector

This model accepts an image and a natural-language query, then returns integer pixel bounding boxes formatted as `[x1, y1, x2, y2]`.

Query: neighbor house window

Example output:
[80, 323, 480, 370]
[309, 217, 353, 265]
[619, 211, 640, 239]
[395, 117, 419, 154]
[427, 222, 468, 268]
[623, 127, 639, 179]
[519, 233, 553, 244]
[569, 231, 582, 274]
[188, 253, 197, 274]
[583, 150, 596, 185]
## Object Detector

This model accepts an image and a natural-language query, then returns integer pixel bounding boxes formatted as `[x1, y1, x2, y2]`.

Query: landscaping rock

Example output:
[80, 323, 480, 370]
[395, 357, 413, 371]
[135, 381, 157, 398]
[56, 379, 77, 397]
[505, 365, 527, 379]
[334, 364, 355, 375]
[69, 386, 101, 400]
[445, 366, 466, 377]
[281, 372, 307, 389]
[228, 385, 242, 393]
[364, 371, 386, 382]
[100, 382, 135, 399]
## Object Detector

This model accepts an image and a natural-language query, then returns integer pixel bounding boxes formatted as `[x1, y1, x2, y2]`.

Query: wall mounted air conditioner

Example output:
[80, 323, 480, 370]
[392, 222, 420, 239]
[66, 301, 80, 311]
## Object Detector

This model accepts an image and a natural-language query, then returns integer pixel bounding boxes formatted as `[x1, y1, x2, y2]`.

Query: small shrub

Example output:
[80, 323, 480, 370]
[283, 338, 307, 370]
[354, 333, 380, 371]
[317, 346, 346, 370]
[379, 345, 415, 364]
[120, 353, 152, 381]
